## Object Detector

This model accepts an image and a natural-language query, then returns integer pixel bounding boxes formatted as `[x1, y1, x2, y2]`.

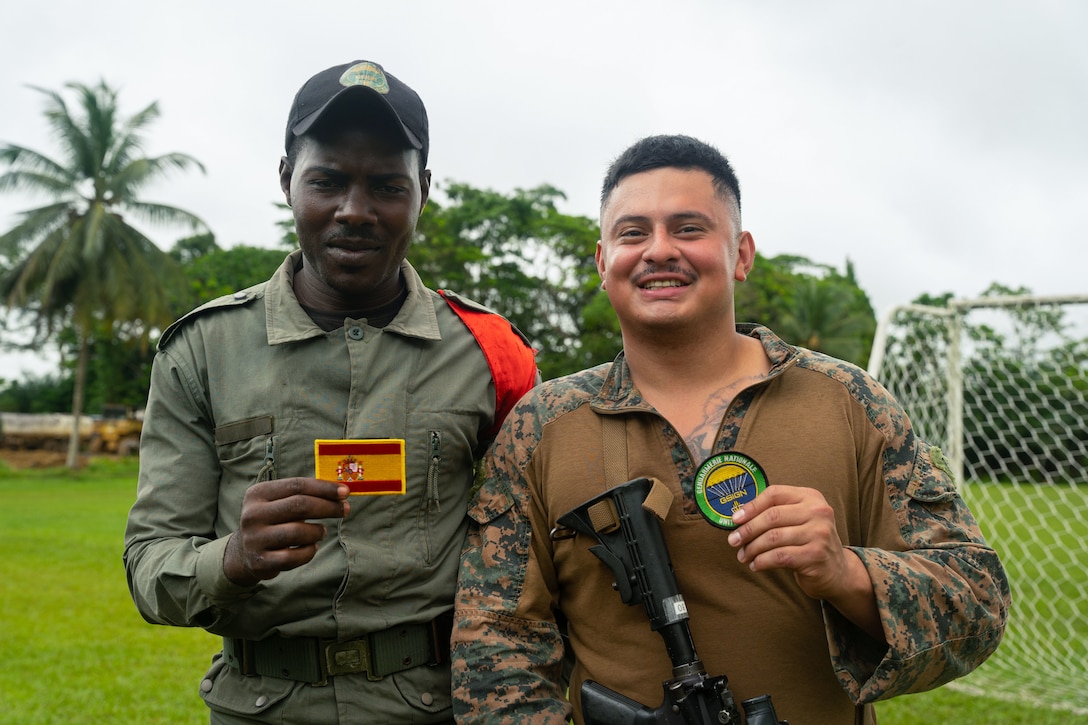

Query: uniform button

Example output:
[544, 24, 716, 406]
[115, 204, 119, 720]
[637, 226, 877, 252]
[233, 291, 247, 300]
[420, 692, 434, 706]
[255, 695, 268, 708]
[200, 678, 213, 693]
[347, 326, 364, 340]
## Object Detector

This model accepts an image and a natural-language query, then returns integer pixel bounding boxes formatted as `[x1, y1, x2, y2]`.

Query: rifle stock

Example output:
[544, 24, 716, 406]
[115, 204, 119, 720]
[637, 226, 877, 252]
[554, 477, 788, 725]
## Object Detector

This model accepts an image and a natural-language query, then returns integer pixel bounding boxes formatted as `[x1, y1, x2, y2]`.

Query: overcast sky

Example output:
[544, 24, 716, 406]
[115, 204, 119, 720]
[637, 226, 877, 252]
[2, 0, 1086, 381]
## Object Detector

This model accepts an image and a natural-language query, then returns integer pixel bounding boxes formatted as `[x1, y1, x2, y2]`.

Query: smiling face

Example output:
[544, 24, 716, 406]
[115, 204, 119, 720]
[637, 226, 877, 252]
[280, 126, 430, 311]
[596, 167, 754, 340]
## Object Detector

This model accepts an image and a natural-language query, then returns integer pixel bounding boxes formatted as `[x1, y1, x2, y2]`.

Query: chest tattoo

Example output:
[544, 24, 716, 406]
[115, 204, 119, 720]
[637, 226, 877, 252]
[682, 374, 765, 463]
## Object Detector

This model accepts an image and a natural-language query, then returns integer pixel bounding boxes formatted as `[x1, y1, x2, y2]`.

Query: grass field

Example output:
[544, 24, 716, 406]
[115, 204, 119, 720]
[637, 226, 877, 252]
[955, 479, 1088, 717]
[0, 459, 214, 725]
[1, 459, 1085, 724]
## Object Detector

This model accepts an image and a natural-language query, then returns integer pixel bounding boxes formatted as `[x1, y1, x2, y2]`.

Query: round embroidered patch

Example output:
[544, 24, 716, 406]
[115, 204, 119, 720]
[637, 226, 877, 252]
[694, 452, 768, 529]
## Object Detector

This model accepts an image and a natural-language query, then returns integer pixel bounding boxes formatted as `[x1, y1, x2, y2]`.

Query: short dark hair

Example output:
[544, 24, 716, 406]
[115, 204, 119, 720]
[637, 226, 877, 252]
[600, 135, 742, 228]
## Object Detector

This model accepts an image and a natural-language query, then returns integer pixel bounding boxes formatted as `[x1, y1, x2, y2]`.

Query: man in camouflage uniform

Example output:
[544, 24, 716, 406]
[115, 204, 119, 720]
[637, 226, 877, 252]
[123, 60, 537, 724]
[451, 135, 1010, 724]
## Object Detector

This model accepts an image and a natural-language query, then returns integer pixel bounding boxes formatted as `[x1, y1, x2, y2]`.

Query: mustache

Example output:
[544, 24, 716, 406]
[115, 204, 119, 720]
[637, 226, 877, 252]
[326, 227, 383, 244]
[632, 264, 694, 286]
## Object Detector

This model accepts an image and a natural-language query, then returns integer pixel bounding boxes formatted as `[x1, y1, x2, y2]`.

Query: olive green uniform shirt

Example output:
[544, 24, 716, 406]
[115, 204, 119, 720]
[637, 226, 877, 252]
[124, 251, 532, 723]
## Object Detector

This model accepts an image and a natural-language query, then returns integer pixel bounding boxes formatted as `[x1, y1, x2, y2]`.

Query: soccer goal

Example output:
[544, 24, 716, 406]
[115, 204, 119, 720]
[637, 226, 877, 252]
[869, 293, 1088, 715]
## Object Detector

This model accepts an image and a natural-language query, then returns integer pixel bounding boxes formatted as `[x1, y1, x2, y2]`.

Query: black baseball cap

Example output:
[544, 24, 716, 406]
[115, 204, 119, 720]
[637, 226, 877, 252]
[284, 60, 429, 166]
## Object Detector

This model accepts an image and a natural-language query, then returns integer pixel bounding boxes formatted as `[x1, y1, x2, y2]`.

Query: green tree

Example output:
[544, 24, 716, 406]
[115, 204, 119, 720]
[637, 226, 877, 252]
[776, 279, 876, 364]
[737, 253, 800, 326]
[169, 233, 286, 313]
[960, 285, 1087, 482]
[0, 371, 73, 413]
[0, 81, 205, 468]
[412, 182, 610, 379]
[273, 201, 298, 249]
[742, 255, 877, 366]
[63, 325, 153, 413]
[876, 285, 1088, 482]
[0, 236, 290, 421]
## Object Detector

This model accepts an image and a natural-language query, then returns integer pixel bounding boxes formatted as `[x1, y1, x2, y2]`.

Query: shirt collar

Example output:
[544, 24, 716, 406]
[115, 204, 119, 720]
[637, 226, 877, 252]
[592, 325, 799, 412]
[264, 250, 442, 344]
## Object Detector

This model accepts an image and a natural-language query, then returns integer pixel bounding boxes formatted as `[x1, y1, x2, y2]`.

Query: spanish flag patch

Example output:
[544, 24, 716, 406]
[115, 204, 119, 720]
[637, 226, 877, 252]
[314, 439, 406, 495]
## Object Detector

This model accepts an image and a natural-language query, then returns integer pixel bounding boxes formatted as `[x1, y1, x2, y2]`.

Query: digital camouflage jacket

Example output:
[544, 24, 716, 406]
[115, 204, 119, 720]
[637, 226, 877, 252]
[452, 325, 1010, 725]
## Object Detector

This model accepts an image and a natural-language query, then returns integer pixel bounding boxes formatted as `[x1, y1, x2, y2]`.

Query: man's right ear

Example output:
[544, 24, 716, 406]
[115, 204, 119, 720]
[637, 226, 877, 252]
[278, 157, 293, 205]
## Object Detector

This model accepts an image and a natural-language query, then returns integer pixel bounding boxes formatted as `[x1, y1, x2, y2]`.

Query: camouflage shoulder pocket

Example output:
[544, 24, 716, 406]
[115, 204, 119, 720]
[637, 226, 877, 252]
[467, 477, 517, 525]
[462, 477, 529, 612]
[905, 444, 959, 504]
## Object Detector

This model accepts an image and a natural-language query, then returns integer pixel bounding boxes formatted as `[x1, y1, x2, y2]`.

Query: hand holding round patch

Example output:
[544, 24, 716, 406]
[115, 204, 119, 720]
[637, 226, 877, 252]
[694, 452, 768, 529]
[725, 483, 863, 607]
[696, 452, 878, 635]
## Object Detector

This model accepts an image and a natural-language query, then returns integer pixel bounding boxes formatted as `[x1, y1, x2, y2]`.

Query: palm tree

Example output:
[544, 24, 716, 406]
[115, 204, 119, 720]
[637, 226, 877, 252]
[0, 80, 206, 468]
[777, 278, 876, 365]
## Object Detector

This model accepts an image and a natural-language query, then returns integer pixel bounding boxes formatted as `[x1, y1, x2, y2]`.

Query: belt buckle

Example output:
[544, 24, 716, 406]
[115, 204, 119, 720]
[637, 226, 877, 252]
[324, 638, 382, 682]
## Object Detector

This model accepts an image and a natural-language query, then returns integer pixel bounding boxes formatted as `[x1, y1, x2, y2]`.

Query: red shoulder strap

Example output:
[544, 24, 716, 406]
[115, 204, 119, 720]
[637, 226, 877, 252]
[439, 291, 539, 437]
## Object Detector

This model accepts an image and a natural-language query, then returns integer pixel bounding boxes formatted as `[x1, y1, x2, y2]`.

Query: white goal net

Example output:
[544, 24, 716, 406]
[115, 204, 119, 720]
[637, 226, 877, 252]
[869, 293, 1088, 715]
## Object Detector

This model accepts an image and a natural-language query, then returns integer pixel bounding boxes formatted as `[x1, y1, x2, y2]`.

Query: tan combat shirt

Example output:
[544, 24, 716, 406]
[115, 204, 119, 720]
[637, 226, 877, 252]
[452, 326, 1010, 725]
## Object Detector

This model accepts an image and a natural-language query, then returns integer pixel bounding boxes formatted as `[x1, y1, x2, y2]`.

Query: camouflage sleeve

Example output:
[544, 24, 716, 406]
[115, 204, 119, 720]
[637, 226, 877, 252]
[452, 409, 571, 724]
[826, 394, 1012, 702]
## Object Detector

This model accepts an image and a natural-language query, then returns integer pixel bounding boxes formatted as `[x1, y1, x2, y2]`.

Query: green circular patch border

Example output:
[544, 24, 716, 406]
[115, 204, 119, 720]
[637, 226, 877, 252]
[693, 451, 768, 529]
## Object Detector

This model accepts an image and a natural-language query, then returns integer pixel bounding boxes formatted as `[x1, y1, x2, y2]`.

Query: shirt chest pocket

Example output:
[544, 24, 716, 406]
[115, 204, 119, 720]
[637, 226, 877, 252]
[215, 414, 276, 484]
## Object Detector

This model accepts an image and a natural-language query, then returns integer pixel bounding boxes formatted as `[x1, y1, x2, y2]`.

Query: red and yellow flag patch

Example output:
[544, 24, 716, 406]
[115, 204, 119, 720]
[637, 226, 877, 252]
[314, 439, 406, 495]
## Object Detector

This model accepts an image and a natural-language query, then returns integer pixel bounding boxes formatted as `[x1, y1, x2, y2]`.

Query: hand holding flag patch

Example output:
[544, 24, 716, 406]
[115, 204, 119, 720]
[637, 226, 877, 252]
[314, 439, 406, 495]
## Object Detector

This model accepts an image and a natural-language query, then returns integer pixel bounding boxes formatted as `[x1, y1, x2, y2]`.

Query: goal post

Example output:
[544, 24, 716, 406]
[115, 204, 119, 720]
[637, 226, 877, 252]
[868, 293, 1088, 715]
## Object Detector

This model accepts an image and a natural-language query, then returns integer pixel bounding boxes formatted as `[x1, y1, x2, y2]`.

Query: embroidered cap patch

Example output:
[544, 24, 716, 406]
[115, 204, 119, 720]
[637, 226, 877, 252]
[338, 62, 390, 94]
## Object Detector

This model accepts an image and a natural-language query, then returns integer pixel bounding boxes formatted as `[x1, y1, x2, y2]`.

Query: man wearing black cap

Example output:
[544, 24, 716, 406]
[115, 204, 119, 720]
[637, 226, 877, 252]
[124, 60, 538, 724]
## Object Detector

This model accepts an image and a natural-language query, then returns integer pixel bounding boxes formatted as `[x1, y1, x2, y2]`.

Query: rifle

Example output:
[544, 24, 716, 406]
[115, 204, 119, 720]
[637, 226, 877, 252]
[554, 477, 788, 725]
